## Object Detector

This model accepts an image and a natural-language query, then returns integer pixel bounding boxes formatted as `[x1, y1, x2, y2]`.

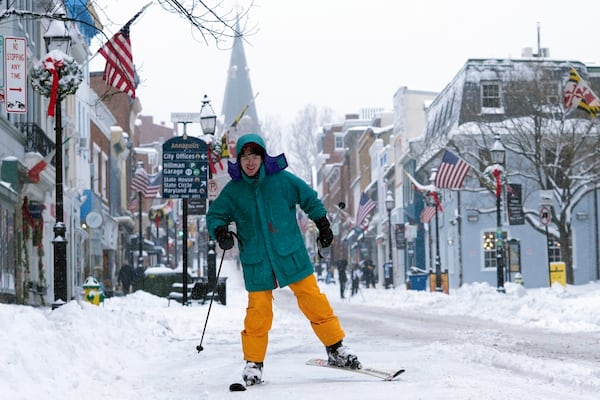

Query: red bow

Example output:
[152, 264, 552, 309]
[493, 168, 501, 197]
[43, 56, 64, 117]
[429, 191, 443, 212]
[207, 146, 223, 174]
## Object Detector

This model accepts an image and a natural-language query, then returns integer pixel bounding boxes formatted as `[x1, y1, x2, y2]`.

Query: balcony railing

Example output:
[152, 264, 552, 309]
[15, 122, 55, 167]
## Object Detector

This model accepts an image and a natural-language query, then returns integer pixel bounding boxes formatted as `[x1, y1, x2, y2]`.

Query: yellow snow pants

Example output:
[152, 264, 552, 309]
[241, 274, 345, 362]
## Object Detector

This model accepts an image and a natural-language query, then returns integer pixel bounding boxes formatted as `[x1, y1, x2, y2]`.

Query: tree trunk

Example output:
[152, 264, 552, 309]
[560, 226, 574, 284]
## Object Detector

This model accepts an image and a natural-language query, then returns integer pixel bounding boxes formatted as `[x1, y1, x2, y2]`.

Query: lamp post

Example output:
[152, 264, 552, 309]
[490, 134, 506, 293]
[44, 18, 72, 306]
[384, 190, 394, 288]
[385, 190, 395, 289]
[198, 95, 217, 290]
[429, 168, 443, 292]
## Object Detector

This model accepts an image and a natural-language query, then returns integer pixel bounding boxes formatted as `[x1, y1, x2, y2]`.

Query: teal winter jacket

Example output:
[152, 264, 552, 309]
[206, 134, 327, 291]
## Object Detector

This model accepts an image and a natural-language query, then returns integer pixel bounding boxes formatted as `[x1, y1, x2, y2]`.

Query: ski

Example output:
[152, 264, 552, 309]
[305, 358, 405, 381]
[229, 381, 266, 391]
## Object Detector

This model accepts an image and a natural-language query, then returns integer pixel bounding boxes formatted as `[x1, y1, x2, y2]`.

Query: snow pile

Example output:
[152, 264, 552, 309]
[1, 261, 599, 399]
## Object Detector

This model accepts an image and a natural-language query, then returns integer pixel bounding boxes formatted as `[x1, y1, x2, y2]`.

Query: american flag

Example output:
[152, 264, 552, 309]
[435, 150, 470, 189]
[355, 192, 376, 228]
[145, 171, 162, 197]
[131, 167, 148, 194]
[98, 5, 150, 98]
[420, 205, 437, 224]
[131, 168, 162, 198]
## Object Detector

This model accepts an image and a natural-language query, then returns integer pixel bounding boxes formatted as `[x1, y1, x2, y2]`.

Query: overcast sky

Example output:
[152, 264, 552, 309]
[89, 0, 600, 127]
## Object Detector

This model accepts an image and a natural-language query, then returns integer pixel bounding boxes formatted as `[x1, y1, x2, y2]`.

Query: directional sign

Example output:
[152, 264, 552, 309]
[4, 36, 26, 113]
[162, 136, 209, 199]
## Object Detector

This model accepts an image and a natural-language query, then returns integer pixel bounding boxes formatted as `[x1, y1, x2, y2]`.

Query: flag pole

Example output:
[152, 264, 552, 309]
[96, 2, 152, 52]
[224, 92, 260, 157]
[137, 188, 144, 292]
[230, 92, 260, 129]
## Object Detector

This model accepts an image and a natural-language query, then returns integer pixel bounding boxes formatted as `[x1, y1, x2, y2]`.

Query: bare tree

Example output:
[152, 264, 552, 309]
[1, 1, 256, 45]
[259, 115, 285, 155]
[286, 104, 336, 183]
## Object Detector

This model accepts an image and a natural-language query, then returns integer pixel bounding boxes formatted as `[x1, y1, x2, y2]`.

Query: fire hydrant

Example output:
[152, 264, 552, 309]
[83, 276, 105, 305]
[514, 273, 524, 286]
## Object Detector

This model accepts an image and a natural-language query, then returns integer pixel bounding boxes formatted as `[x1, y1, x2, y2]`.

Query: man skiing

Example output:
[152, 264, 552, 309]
[207, 133, 361, 386]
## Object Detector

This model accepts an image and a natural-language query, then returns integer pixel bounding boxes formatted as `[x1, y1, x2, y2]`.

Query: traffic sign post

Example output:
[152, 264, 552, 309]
[539, 205, 554, 287]
[162, 135, 210, 304]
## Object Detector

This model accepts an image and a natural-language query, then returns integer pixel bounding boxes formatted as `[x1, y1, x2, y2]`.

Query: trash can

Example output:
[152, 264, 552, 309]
[83, 276, 105, 305]
[408, 273, 428, 291]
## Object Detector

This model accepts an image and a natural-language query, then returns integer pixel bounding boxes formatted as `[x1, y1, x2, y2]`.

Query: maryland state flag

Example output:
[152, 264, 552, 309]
[220, 133, 230, 158]
[563, 66, 600, 118]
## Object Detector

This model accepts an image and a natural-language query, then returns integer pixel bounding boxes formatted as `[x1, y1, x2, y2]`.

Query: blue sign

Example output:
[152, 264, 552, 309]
[162, 136, 208, 199]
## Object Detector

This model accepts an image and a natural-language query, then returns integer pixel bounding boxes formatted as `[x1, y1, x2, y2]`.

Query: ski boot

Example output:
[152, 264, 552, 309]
[326, 341, 362, 369]
[242, 361, 263, 386]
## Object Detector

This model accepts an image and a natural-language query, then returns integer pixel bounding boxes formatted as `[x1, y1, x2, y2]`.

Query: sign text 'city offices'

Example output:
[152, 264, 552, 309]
[162, 136, 208, 199]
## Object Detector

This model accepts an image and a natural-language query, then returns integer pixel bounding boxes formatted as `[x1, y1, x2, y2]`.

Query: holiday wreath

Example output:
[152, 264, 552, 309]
[30, 49, 83, 116]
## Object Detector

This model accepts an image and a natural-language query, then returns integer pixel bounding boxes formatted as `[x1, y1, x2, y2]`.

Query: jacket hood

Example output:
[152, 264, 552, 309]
[227, 133, 288, 181]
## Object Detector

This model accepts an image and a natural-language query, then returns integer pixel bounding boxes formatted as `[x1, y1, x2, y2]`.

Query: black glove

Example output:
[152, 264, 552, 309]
[214, 225, 234, 250]
[315, 216, 333, 248]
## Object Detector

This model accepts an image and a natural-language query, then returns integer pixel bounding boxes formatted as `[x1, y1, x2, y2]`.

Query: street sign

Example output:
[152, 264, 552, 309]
[162, 136, 208, 199]
[539, 206, 551, 226]
[170, 112, 200, 123]
[507, 183, 525, 225]
[4, 36, 26, 113]
[188, 199, 207, 215]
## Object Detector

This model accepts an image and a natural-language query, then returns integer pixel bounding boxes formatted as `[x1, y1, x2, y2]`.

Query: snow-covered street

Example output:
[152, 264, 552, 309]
[2, 258, 599, 399]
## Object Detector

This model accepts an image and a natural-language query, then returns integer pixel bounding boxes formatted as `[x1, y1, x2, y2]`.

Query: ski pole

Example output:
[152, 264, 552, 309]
[196, 247, 227, 353]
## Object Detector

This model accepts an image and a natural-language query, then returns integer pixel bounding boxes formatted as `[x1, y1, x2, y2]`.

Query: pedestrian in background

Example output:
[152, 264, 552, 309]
[337, 259, 348, 299]
[351, 263, 361, 297]
[117, 264, 133, 295]
[364, 259, 377, 288]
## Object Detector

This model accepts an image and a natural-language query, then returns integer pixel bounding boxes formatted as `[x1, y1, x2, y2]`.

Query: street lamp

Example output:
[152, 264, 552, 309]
[200, 94, 217, 136]
[490, 134, 506, 293]
[44, 18, 71, 54]
[44, 18, 72, 306]
[385, 190, 394, 288]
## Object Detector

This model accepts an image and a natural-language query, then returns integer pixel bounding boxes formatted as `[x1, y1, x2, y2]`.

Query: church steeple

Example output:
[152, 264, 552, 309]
[221, 18, 261, 141]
